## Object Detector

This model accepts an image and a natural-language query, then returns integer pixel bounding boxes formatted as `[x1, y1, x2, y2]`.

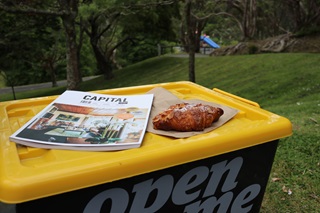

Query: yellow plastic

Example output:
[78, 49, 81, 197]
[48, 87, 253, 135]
[0, 81, 292, 203]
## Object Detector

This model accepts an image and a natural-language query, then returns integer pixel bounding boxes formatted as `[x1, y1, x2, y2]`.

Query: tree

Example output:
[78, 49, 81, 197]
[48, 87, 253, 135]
[217, 0, 257, 41]
[119, 1, 179, 64]
[0, 9, 64, 98]
[181, 0, 223, 82]
[80, 0, 178, 79]
[284, 0, 320, 34]
[0, 69, 19, 100]
[80, 3, 130, 79]
[184, 0, 196, 82]
[0, 0, 83, 90]
[58, 0, 83, 89]
[38, 38, 65, 87]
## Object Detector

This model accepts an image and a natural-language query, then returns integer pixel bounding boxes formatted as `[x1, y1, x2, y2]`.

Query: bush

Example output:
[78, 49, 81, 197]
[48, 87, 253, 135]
[248, 44, 259, 54]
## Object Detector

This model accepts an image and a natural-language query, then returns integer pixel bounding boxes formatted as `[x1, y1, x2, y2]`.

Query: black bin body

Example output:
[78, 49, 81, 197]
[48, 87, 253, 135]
[16, 141, 278, 213]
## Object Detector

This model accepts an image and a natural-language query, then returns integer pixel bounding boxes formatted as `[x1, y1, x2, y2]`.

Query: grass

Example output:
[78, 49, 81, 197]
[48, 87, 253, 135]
[1, 53, 320, 212]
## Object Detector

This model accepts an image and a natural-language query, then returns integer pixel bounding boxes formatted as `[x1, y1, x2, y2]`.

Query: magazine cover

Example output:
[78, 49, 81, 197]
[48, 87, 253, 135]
[10, 90, 154, 151]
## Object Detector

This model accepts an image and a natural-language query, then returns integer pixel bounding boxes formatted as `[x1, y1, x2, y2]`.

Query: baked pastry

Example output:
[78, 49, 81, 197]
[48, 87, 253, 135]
[152, 103, 224, 131]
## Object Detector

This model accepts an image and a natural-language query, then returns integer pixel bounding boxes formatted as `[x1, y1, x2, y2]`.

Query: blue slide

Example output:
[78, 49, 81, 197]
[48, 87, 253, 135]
[201, 36, 220, 49]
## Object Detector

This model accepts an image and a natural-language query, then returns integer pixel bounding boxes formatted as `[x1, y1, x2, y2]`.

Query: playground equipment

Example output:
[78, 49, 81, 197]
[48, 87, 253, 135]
[200, 35, 220, 49]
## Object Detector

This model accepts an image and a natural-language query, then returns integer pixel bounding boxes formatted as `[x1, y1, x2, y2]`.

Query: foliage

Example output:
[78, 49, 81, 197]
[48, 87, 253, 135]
[117, 38, 157, 66]
[201, 0, 320, 42]
[295, 26, 320, 37]
[203, 19, 241, 46]
[1, 0, 320, 88]
[0, 10, 62, 86]
[0, 75, 5, 88]
[117, 1, 179, 66]
[79, 36, 98, 76]
[248, 44, 259, 54]
[78, 0, 180, 79]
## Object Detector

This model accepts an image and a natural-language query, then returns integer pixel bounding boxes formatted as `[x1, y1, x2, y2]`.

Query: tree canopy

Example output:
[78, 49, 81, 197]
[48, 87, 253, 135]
[1, 0, 319, 92]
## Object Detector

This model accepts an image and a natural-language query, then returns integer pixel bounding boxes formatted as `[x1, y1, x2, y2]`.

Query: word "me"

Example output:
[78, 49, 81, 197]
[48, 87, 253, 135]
[84, 157, 261, 213]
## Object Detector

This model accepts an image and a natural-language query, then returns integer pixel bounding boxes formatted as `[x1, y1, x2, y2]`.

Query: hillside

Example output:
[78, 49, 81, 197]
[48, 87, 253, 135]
[1, 53, 320, 212]
[90, 53, 320, 212]
[85, 53, 319, 109]
[2, 53, 319, 108]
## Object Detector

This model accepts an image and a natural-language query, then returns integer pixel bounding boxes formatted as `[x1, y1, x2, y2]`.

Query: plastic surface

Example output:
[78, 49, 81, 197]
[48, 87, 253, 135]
[0, 81, 292, 203]
[200, 36, 220, 48]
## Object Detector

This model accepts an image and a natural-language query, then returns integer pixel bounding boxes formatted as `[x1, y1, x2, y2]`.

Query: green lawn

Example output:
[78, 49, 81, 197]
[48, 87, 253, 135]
[1, 53, 320, 212]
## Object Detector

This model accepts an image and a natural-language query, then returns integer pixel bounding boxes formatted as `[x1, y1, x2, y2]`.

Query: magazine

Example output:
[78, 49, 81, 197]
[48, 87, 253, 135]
[10, 90, 154, 151]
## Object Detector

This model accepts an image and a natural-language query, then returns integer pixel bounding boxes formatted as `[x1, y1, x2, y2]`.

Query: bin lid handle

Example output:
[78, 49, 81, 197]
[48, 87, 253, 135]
[213, 88, 260, 108]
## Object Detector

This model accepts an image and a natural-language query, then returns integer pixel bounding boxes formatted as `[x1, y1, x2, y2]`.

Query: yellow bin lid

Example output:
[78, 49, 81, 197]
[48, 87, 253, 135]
[0, 81, 292, 203]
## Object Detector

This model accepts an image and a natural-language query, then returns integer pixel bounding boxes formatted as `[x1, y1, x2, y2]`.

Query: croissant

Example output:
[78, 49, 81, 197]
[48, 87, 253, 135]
[152, 103, 224, 132]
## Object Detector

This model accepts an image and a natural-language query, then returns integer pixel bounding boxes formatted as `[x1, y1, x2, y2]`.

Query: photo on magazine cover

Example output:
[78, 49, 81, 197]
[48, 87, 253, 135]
[15, 103, 150, 146]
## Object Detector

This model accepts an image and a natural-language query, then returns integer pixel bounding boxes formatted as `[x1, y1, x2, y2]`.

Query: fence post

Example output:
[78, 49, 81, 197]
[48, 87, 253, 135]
[157, 44, 161, 56]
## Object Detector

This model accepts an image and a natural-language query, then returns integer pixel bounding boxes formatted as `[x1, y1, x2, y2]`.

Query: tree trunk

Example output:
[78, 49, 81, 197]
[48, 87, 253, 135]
[181, 10, 206, 54]
[10, 85, 16, 100]
[91, 44, 114, 80]
[185, 0, 196, 82]
[42, 57, 58, 87]
[242, 0, 257, 40]
[195, 32, 201, 53]
[44, 62, 58, 87]
[50, 65, 58, 87]
[188, 50, 196, 82]
[61, 15, 81, 90]
[195, 19, 207, 53]
[58, 0, 82, 90]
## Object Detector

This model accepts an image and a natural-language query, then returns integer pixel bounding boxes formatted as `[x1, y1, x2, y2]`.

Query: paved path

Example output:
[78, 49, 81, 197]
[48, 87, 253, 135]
[0, 53, 211, 95]
[0, 75, 100, 95]
[167, 53, 210, 58]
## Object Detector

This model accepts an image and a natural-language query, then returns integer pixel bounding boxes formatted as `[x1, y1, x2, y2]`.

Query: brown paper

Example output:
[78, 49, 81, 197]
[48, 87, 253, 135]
[146, 87, 239, 138]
